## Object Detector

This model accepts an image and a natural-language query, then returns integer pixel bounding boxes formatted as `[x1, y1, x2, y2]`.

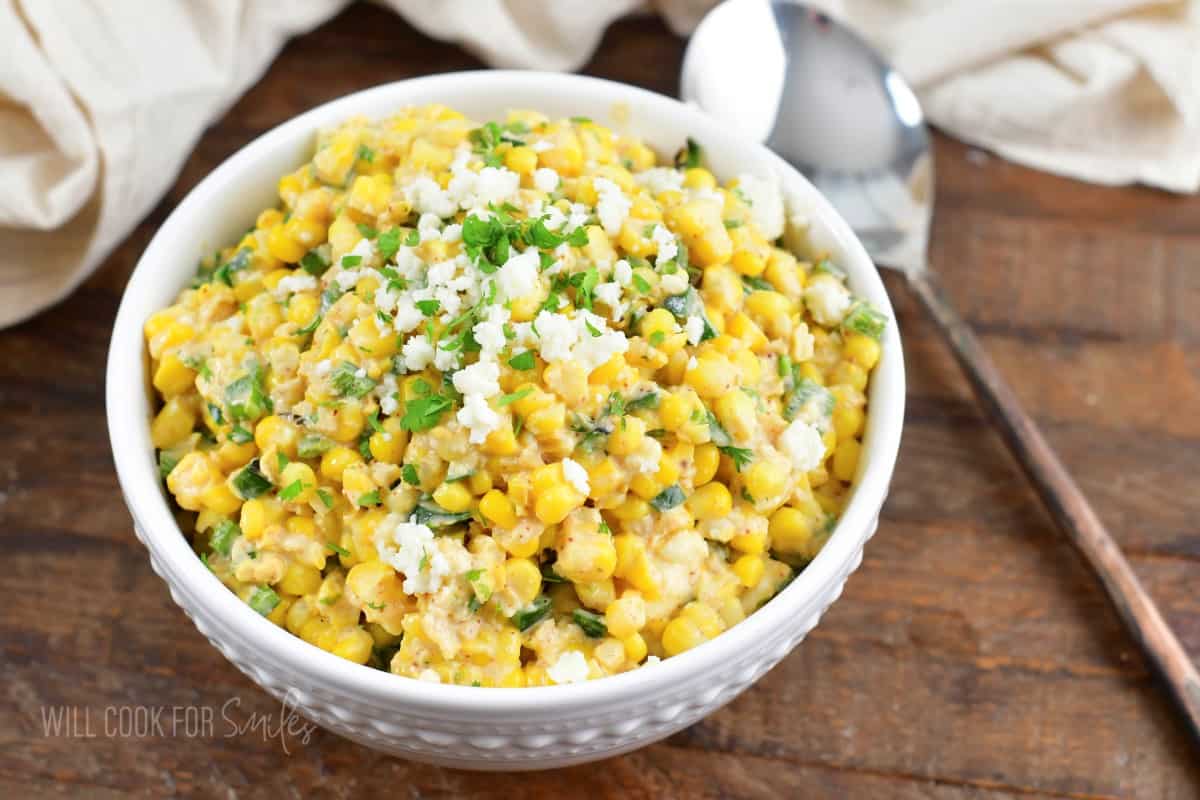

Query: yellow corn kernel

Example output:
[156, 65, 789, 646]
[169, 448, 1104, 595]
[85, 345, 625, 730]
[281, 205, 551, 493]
[346, 174, 392, 217]
[200, 483, 242, 515]
[833, 439, 861, 482]
[254, 415, 298, 457]
[686, 482, 732, 520]
[610, 497, 650, 522]
[685, 353, 735, 399]
[556, 530, 617, 583]
[326, 213, 362, 258]
[622, 632, 648, 663]
[657, 392, 691, 432]
[693, 443, 720, 485]
[239, 498, 272, 540]
[266, 223, 305, 263]
[483, 424, 519, 456]
[535, 485, 582, 526]
[661, 616, 706, 656]
[731, 348, 761, 385]
[505, 558, 542, 606]
[313, 131, 357, 185]
[368, 419, 409, 464]
[505, 145, 538, 174]
[744, 460, 787, 501]
[730, 528, 767, 555]
[605, 592, 646, 639]
[283, 216, 326, 251]
[714, 390, 757, 442]
[468, 471, 493, 496]
[479, 490, 519, 529]
[408, 138, 453, 171]
[152, 355, 196, 397]
[332, 627, 374, 664]
[433, 481, 473, 513]
[151, 398, 196, 449]
[287, 292, 320, 329]
[768, 506, 812, 556]
[331, 404, 365, 444]
[589, 354, 624, 386]
[215, 439, 257, 471]
[844, 333, 882, 370]
[639, 308, 679, 342]
[830, 361, 868, 393]
[730, 248, 766, 277]
[279, 461, 317, 504]
[725, 312, 769, 353]
[682, 167, 717, 190]
[280, 563, 323, 596]
[606, 415, 646, 456]
[665, 200, 732, 267]
[833, 404, 865, 441]
[574, 579, 616, 611]
[320, 445, 362, 482]
[681, 602, 725, 639]
[732, 554, 765, 588]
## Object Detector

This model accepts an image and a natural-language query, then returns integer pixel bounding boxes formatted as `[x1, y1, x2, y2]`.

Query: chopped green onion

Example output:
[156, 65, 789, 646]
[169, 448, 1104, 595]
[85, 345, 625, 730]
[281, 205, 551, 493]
[573, 608, 607, 638]
[650, 484, 685, 511]
[510, 595, 552, 631]
[209, 519, 240, 557]
[508, 350, 535, 370]
[248, 586, 281, 616]
[232, 459, 272, 499]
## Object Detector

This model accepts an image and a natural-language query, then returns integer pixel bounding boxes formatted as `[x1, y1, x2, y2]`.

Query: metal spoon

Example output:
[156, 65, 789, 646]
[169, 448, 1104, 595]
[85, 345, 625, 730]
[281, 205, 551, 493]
[681, 0, 1200, 745]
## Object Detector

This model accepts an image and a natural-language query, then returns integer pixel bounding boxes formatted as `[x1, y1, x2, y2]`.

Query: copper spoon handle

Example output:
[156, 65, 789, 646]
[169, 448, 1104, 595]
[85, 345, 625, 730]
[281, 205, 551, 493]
[909, 270, 1200, 747]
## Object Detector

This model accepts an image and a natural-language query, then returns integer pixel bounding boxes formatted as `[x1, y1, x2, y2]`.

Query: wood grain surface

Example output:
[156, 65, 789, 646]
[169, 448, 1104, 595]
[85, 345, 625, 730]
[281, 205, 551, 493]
[2, 5, 1198, 798]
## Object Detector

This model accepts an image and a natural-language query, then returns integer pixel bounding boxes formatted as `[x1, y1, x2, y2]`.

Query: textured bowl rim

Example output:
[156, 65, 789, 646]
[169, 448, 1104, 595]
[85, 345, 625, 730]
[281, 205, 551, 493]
[106, 70, 904, 716]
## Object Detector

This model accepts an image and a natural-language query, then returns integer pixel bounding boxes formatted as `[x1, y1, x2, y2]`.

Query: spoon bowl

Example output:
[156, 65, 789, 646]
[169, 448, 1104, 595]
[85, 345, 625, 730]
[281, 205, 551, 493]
[682, 0, 1200, 748]
[682, 0, 932, 274]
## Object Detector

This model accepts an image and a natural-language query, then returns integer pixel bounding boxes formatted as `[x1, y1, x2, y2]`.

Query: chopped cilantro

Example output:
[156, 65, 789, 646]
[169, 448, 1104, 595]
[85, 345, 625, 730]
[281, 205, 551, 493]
[508, 350, 535, 370]
[497, 387, 533, 407]
[356, 490, 381, 507]
[231, 459, 272, 499]
[718, 445, 754, 472]
[401, 464, 420, 486]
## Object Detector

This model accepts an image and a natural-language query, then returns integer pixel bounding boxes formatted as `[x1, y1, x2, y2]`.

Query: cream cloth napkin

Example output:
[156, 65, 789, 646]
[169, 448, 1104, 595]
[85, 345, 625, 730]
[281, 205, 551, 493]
[1, 0, 1196, 329]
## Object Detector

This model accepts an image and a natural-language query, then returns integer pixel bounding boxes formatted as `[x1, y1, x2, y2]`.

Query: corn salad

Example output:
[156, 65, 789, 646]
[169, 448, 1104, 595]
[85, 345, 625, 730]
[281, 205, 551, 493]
[145, 104, 887, 687]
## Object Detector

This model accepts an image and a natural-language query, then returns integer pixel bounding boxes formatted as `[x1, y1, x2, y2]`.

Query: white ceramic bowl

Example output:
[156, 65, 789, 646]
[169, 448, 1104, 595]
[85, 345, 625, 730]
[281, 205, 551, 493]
[107, 71, 904, 771]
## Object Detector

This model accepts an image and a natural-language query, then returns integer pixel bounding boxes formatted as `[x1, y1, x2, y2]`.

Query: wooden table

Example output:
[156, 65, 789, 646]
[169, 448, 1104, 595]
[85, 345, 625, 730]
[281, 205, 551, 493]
[2, 6, 1198, 798]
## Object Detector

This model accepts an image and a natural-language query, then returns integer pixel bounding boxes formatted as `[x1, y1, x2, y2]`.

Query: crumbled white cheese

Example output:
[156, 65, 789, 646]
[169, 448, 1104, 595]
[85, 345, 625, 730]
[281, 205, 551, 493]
[687, 356, 698, 371]
[547, 650, 589, 685]
[780, 420, 826, 472]
[406, 176, 457, 219]
[441, 223, 462, 243]
[735, 173, 785, 240]
[533, 167, 560, 194]
[418, 669, 441, 683]
[651, 223, 678, 264]
[274, 273, 318, 297]
[684, 316, 704, 345]
[561, 458, 590, 496]
[374, 518, 450, 595]
[392, 298, 424, 334]
[402, 334, 435, 371]
[472, 310, 509, 355]
[530, 139, 554, 153]
[452, 358, 500, 398]
[627, 436, 663, 475]
[457, 392, 501, 444]
[804, 275, 852, 326]
[496, 248, 541, 301]
[645, 655, 661, 665]
[613, 259, 633, 286]
[532, 310, 577, 363]
[333, 269, 364, 292]
[593, 282, 625, 320]
[660, 270, 689, 295]
[635, 167, 685, 196]
[593, 177, 631, 237]
[448, 165, 521, 211]
[433, 347, 460, 372]
[570, 311, 629, 373]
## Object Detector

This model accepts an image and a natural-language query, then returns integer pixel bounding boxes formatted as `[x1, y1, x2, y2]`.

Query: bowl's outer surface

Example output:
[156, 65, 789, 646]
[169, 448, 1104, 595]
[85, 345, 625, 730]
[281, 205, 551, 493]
[107, 71, 905, 770]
